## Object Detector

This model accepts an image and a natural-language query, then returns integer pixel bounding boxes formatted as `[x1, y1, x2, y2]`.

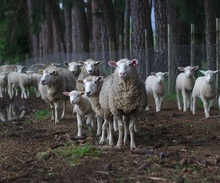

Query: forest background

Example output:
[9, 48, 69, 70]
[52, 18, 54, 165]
[0, 0, 220, 86]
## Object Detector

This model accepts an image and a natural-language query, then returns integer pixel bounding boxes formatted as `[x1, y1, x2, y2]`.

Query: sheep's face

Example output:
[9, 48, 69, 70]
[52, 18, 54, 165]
[26, 71, 34, 81]
[109, 59, 138, 80]
[152, 72, 168, 84]
[200, 70, 220, 84]
[15, 65, 26, 73]
[41, 68, 58, 85]
[65, 62, 82, 74]
[83, 59, 101, 74]
[178, 66, 199, 78]
[79, 76, 104, 97]
[63, 90, 83, 105]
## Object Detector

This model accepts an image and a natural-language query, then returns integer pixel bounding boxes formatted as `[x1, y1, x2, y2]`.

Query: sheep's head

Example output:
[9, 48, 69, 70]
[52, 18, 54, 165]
[80, 59, 102, 74]
[151, 72, 168, 84]
[77, 76, 104, 97]
[109, 58, 138, 80]
[26, 71, 34, 81]
[40, 67, 58, 85]
[64, 61, 82, 74]
[178, 66, 199, 78]
[63, 90, 84, 105]
[15, 65, 26, 73]
[199, 70, 220, 84]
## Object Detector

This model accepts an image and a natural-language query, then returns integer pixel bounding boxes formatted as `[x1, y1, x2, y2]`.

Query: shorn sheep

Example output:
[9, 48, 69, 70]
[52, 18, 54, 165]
[39, 66, 76, 124]
[76, 59, 104, 91]
[108, 58, 148, 150]
[192, 70, 220, 118]
[145, 72, 168, 112]
[176, 66, 199, 112]
[63, 90, 95, 137]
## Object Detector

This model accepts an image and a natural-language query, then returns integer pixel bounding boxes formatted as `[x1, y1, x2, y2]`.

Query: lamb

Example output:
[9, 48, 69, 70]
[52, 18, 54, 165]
[176, 66, 199, 112]
[7, 71, 34, 99]
[0, 72, 8, 98]
[64, 61, 82, 79]
[63, 90, 95, 137]
[77, 76, 105, 139]
[78, 75, 114, 145]
[0, 64, 26, 73]
[192, 70, 220, 118]
[76, 59, 104, 91]
[108, 58, 148, 150]
[39, 66, 76, 124]
[145, 72, 168, 112]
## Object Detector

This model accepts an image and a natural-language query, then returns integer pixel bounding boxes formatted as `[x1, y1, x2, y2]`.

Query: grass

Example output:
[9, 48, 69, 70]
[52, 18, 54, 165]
[34, 109, 51, 121]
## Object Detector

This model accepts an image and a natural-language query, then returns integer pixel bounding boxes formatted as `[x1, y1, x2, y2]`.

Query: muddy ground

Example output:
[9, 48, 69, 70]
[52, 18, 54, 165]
[0, 95, 220, 183]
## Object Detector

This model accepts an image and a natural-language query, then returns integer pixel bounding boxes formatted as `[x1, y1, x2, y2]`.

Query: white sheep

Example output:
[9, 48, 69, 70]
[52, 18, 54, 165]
[76, 59, 104, 91]
[39, 66, 76, 124]
[63, 90, 95, 137]
[176, 65, 199, 112]
[30, 73, 42, 97]
[192, 70, 220, 118]
[77, 76, 105, 139]
[108, 58, 148, 150]
[79, 75, 114, 145]
[145, 72, 168, 112]
[0, 72, 8, 98]
[7, 71, 34, 99]
[64, 61, 82, 79]
[0, 64, 26, 73]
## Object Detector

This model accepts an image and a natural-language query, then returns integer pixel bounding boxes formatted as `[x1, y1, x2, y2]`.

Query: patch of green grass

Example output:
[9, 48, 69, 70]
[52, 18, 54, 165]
[53, 143, 100, 166]
[34, 109, 51, 121]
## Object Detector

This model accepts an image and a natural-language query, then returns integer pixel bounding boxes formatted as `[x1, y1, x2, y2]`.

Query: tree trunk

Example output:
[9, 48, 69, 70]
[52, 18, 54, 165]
[124, 0, 130, 58]
[204, 0, 216, 70]
[129, 0, 147, 80]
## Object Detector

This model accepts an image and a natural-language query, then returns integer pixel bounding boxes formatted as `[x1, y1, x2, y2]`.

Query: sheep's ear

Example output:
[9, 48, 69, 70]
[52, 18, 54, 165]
[199, 70, 206, 75]
[96, 76, 104, 82]
[63, 92, 70, 96]
[214, 70, 220, 74]
[193, 66, 199, 71]
[108, 61, 117, 67]
[151, 72, 156, 76]
[130, 59, 138, 66]
[77, 79, 83, 83]
[164, 72, 169, 76]
[78, 61, 84, 65]
[178, 67, 185, 71]
[64, 62, 69, 66]
[95, 61, 102, 65]
[80, 91, 85, 95]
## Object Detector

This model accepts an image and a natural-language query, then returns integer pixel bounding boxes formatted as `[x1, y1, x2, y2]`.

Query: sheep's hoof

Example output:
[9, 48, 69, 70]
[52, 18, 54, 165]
[99, 139, 105, 144]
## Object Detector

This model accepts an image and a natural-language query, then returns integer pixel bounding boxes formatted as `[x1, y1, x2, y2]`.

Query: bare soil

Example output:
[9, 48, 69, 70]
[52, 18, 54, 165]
[1, 95, 220, 183]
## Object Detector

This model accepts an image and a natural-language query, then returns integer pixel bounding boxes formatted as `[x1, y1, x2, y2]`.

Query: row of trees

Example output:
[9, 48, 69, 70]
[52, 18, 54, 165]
[0, 0, 220, 79]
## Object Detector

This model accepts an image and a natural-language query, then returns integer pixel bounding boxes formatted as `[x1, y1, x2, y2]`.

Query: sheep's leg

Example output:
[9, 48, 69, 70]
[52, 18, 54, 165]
[20, 85, 27, 99]
[123, 120, 128, 146]
[116, 118, 123, 147]
[201, 96, 209, 118]
[182, 90, 187, 112]
[208, 98, 215, 112]
[129, 116, 136, 150]
[76, 113, 83, 137]
[153, 93, 160, 112]
[159, 96, 163, 111]
[49, 103, 55, 122]
[99, 119, 108, 144]
[176, 88, 182, 111]
[0, 88, 3, 98]
[54, 102, 59, 124]
[113, 118, 118, 132]
[108, 120, 113, 146]
[96, 115, 103, 136]
[192, 95, 196, 115]
[61, 101, 66, 119]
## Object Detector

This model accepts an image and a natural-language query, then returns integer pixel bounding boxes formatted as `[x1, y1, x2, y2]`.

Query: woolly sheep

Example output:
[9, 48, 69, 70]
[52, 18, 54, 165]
[0, 72, 8, 98]
[76, 59, 104, 91]
[192, 70, 220, 118]
[176, 66, 199, 112]
[28, 63, 61, 73]
[79, 75, 114, 145]
[0, 65, 26, 73]
[39, 66, 76, 124]
[77, 76, 105, 138]
[63, 90, 95, 137]
[145, 72, 168, 112]
[7, 71, 34, 99]
[64, 61, 82, 79]
[108, 58, 148, 150]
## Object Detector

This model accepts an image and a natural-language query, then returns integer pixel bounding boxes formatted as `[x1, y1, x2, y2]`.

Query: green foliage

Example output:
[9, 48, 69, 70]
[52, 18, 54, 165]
[34, 109, 51, 121]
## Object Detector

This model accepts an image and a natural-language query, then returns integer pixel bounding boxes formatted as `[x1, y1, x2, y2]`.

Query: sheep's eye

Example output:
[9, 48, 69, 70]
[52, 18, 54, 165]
[93, 81, 97, 85]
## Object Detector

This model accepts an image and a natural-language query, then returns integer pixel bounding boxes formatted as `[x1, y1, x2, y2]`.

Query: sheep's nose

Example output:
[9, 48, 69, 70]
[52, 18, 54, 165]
[41, 80, 46, 85]
[88, 70, 92, 73]
[86, 91, 91, 96]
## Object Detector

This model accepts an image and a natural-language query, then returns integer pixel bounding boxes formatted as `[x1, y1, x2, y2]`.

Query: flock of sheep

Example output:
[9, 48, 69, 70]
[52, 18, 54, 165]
[0, 59, 219, 150]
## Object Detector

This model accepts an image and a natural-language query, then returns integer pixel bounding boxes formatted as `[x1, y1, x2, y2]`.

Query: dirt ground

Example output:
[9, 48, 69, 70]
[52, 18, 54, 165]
[0, 95, 220, 183]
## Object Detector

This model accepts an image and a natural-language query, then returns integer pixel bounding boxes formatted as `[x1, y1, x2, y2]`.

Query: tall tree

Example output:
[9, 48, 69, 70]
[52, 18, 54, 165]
[124, 0, 130, 58]
[204, 0, 216, 70]
[129, 0, 147, 79]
